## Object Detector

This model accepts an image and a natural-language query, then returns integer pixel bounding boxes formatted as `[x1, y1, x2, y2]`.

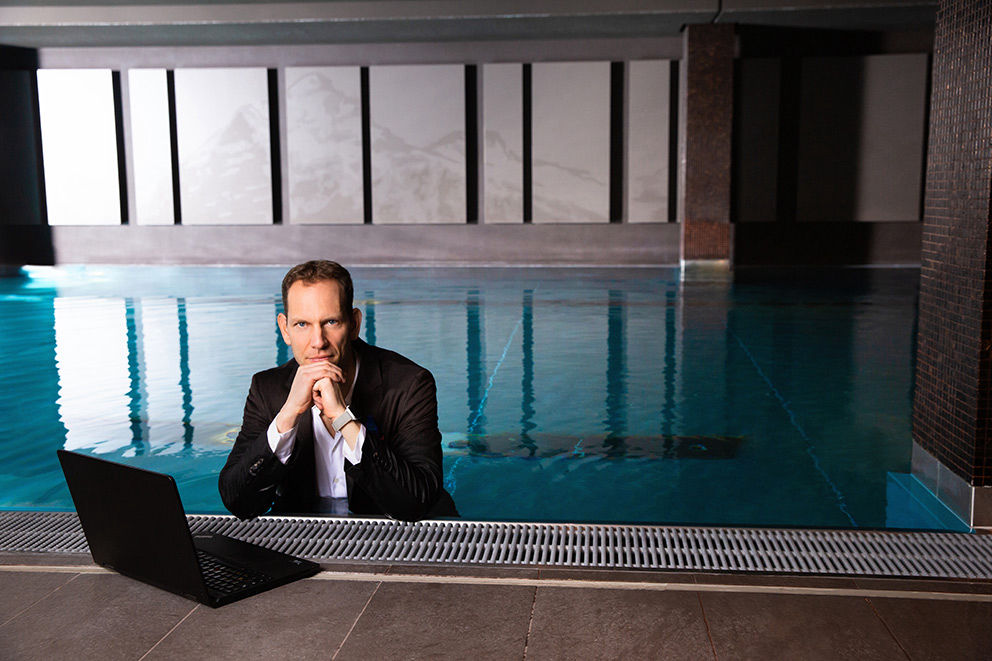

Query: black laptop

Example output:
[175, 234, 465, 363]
[57, 450, 320, 607]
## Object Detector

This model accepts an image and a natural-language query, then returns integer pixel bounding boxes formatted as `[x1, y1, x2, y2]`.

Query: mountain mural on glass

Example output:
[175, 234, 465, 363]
[371, 121, 465, 223]
[370, 64, 465, 224]
[531, 61, 611, 222]
[484, 129, 523, 222]
[628, 164, 668, 222]
[286, 67, 363, 223]
[173, 68, 272, 225]
[482, 63, 523, 223]
[627, 60, 671, 223]
[531, 157, 609, 221]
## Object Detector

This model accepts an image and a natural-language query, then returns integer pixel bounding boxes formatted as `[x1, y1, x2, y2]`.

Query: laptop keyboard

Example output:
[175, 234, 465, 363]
[196, 549, 271, 594]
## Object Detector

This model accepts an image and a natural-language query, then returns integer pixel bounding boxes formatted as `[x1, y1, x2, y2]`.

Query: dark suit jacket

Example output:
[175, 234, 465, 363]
[219, 339, 458, 522]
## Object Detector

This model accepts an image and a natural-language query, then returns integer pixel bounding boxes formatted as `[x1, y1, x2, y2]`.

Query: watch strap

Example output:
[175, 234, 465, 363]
[331, 407, 358, 434]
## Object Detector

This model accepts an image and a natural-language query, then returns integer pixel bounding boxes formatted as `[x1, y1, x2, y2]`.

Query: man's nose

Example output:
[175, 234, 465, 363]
[309, 325, 327, 347]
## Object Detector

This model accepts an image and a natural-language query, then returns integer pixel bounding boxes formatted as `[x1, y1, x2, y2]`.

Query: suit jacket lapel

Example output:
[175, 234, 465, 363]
[350, 339, 382, 426]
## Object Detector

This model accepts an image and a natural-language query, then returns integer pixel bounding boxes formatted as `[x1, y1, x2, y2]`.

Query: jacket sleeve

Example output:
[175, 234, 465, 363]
[218, 373, 292, 520]
[346, 370, 445, 522]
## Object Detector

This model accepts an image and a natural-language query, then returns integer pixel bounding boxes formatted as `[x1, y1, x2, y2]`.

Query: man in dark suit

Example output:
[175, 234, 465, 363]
[219, 260, 457, 522]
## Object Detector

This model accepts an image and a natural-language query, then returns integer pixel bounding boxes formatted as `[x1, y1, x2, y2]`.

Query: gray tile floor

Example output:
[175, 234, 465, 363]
[2, 552, 991, 660]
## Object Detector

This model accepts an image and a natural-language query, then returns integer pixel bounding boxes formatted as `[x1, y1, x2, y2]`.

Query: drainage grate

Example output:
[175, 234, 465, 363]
[2, 511, 991, 579]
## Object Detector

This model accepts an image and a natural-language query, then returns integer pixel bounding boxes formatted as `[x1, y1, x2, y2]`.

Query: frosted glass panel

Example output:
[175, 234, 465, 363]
[797, 54, 927, 222]
[853, 54, 927, 221]
[37, 69, 121, 226]
[286, 67, 363, 224]
[128, 69, 174, 225]
[370, 65, 465, 223]
[482, 64, 523, 223]
[174, 68, 272, 225]
[627, 60, 670, 223]
[532, 61, 610, 223]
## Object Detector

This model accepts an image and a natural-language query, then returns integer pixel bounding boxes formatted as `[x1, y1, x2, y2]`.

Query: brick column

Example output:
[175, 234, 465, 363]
[678, 24, 734, 264]
[912, 0, 992, 528]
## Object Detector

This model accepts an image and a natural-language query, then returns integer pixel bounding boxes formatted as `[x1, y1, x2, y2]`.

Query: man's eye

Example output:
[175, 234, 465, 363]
[324, 320, 338, 326]
[295, 321, 306, 328]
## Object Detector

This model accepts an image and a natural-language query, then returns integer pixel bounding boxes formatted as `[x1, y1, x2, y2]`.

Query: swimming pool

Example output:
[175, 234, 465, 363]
[0, 265, 965, 531]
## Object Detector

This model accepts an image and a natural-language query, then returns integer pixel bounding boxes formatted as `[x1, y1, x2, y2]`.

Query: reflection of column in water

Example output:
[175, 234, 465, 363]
[124, 297, 149, 451]
[364, 290, 376, 346]
[661, 285, 677, 445]
[604, 289, 627, 456]
[176, 297, 194, 447]
[465, 289, 487, 447]
[274, 296, 289, 366]
[520, 289, 536, 456]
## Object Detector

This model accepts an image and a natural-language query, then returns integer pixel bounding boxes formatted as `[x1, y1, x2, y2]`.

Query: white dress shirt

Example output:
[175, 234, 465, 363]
[266, 358, 366, 498]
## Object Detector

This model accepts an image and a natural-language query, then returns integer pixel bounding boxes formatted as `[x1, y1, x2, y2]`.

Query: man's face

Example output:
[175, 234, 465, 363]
[277, 279, 362, 368]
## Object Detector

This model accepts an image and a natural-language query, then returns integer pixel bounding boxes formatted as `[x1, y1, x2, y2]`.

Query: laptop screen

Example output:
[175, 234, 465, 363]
[57, 450, 208, 601]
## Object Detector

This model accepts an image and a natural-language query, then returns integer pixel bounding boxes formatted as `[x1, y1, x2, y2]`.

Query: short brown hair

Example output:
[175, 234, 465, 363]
[281, 260, 354, 317]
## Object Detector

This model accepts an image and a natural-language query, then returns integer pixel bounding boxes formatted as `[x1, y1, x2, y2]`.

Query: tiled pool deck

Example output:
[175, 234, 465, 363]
[2, 552, 991, 660]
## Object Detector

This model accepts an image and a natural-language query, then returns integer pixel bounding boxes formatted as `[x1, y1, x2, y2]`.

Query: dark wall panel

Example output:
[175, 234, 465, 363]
[0, 70, 44, 226]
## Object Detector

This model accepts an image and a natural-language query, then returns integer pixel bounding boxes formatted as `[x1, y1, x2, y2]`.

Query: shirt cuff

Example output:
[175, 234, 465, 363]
[266, 417, 297, 464]
[342, 423, 366, 465]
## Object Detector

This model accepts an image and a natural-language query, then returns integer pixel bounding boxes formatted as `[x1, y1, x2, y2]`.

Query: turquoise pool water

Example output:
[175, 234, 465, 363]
[0, 265, 964, 530]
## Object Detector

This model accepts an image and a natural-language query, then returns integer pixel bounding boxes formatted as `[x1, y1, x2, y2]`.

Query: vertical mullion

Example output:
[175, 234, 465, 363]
[609, 61, 625, 223]
[465, 64, 479, 224]
[361, 66, 372, 225]
[522, 63, 532, 224]
[112, 70, 128, 225]
[166, 69, 182, 225]
[267, 68, 282, 224]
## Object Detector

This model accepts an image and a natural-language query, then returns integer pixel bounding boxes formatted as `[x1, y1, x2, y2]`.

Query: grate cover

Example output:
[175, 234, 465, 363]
[2, 510, 991, 579]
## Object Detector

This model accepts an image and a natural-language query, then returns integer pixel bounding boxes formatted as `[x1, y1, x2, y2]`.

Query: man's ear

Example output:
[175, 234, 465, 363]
[277, 312, 291, 345]
[350, 307, 363, 341]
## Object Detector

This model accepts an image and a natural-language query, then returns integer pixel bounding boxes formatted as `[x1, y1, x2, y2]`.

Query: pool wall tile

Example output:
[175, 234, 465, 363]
[526, 587, 713, 659]
[911, 441, 939, 495]
[0, 573, 194, 659]
[143, 578, 377, 660]
[701, 592, 906, 659]
[679, 24, 733, 260]
[972, 484, 992, 528]
[334, 582, 533, 659]
[913, 0, 992, 492]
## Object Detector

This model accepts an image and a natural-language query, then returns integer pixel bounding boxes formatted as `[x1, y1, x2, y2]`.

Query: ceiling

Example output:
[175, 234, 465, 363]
[0, 0, 937, 49]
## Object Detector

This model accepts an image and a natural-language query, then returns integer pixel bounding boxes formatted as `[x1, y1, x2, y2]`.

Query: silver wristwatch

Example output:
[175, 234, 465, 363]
[331, 406, 358, 434]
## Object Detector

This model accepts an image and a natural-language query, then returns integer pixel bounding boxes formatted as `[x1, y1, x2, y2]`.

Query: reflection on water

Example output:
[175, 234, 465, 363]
[0, 266, 943, 528]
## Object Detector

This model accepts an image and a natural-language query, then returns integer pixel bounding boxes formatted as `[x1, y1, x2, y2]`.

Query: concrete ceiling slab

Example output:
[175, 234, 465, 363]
[0, 0, 936, 49]
[0, 1, 715, 47]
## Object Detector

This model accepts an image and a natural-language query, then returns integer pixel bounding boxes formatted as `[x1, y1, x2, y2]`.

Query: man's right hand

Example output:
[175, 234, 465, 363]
[274, 361, 343, 433]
